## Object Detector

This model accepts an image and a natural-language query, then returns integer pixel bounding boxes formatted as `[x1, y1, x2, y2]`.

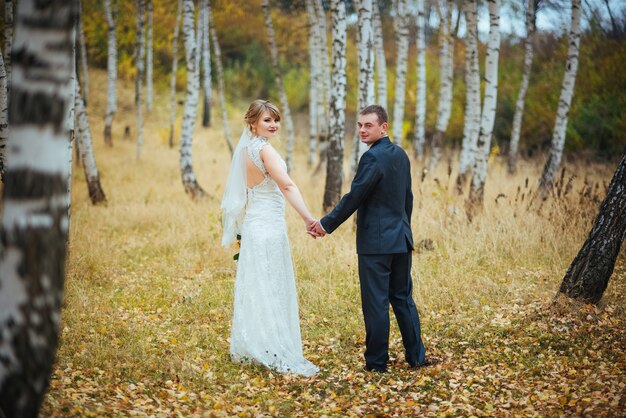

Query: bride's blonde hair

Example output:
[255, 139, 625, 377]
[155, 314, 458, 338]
[244, 100, 281, 131]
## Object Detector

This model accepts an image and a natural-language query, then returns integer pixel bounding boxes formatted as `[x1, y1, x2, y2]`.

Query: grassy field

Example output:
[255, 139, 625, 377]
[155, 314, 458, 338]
[41, 70, 625, 416]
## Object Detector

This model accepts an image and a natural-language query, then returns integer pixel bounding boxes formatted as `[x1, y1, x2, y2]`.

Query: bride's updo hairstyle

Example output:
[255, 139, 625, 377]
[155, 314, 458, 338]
[244, 99, 281, 132]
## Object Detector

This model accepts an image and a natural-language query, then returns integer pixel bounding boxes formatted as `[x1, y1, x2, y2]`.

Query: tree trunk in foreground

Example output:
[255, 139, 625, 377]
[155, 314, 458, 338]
[559, 151, 626, 304]
[0, 1, 77, 416]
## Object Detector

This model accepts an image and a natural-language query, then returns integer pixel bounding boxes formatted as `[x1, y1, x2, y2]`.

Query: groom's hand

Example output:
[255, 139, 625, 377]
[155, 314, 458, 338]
[311, 220, 326, 237]
[306, 219, 323, 239]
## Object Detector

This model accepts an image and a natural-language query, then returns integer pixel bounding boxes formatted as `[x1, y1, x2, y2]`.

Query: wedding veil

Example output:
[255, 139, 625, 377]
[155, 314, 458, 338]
[221, 128, 252, 247]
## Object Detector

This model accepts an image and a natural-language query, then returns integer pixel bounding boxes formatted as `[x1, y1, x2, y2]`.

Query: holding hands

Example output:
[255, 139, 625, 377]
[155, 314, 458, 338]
[305, 219, 326, 239]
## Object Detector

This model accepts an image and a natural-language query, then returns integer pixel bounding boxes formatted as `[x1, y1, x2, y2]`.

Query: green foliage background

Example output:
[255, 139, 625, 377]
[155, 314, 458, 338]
[79, 0, 626, 159]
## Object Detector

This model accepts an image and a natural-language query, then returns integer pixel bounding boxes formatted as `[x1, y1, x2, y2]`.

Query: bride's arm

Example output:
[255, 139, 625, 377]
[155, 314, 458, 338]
[261, 146, 316, 225]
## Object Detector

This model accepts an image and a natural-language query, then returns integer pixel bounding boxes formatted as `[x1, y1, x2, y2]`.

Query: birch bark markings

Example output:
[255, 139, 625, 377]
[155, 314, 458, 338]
[508, 0, 536, 174]
[313, 0, 331, 172]
[352, 0, 375, 173]
[413, 0, 427, 158]
[169, 0, 183, 149]
[0, 2, 77, 415]
[261, 0, 295, 172]
[180, 0, 206, 199]
[457, 0, 480, 192]
[0, 54, 7, 179]
[103, 0, 117, 146]
[146, 0, 154, 113]
[323, 0, 347, 213]
[75, 79, 106, 204]
[78, 1, 89, 105]
[306, 0, 320, 167]
[372, 3, 387, 109]
[391, 0, 409, 147]
[135, 0, 146, 160]
[429, 0, 455, 171]
[469, 0, 501, 207]
[3, 0, 13, 93]
[539, 0, 582, 197]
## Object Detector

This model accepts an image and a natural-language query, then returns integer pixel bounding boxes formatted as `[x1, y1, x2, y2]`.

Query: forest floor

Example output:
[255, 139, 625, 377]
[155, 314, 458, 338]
[41, 71, 625, 417]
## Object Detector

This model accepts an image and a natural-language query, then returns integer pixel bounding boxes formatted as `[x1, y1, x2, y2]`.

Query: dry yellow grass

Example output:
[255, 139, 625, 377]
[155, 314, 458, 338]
[41, 69, 625, 416]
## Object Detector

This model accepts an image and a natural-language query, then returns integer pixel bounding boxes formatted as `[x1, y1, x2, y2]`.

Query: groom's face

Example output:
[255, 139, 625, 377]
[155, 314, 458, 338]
[358, 113, 388, 146]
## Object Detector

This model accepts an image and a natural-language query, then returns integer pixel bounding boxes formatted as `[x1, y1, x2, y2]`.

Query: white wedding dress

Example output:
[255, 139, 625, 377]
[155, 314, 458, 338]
[229, 135, 318, 377]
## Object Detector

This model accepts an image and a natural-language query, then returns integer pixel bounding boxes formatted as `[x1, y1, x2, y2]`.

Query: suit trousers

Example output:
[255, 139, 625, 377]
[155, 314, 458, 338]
[357, 251, 426, 369]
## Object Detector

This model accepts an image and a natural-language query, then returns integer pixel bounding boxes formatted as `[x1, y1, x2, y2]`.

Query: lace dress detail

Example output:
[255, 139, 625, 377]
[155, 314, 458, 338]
[230, 136, 318, 377]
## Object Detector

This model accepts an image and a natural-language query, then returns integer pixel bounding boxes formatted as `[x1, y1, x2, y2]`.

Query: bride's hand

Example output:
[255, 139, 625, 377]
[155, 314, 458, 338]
[305, 219, 320, 238]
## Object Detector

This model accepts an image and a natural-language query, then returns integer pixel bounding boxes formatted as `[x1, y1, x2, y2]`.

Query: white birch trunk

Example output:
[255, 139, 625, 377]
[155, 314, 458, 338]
[146, 0, 153, 113]
[352, 0, 375, 174]
[323, 0, 347, 213]
[0, 53, 7, 179]
[135, 0, 145, 160]
[75, 77, 106, 205]
[429, 0, 455, 171]
[372, 2, 387, 109]
[508, 0, 535, 174]
[261, 0, 296, 173]
[103, 0, 117, 146]
[169, 0, 183, 148]
[313, 0, 331, 172]
[208, 6, 234, 154]
[78, 1, 89, 106]
[457, 0, 480, 191]
[469, 0, 501, 207]
[0, 2, 77, 415]
[538, 0, 582, 197]
[180, 0, 206, 199]
[67, 29, 77, 223]
[391, 0, 409, 147]
[201, 0, 212, 128]
[306, 0, 319, 167]
[413, 0, 427, 158]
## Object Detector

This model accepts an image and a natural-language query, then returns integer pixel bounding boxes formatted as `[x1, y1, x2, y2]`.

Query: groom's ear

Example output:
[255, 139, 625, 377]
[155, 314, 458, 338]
[381, 121, 388, 134]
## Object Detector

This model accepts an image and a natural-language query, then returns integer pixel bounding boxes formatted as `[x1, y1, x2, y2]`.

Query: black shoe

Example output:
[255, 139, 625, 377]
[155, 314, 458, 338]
[364, 365, 387, 373]
[409, 357, 440, 369]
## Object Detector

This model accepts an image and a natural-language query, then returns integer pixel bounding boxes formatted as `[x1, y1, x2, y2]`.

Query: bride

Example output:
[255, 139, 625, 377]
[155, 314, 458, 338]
[221, 99, 319, 376]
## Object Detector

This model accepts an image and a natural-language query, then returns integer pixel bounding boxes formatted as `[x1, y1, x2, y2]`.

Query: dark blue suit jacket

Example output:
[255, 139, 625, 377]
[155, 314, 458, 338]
[320, 137, 414, 255]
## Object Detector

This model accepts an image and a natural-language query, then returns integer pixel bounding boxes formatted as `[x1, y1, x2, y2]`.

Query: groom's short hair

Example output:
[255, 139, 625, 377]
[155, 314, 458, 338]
[360, 105, 388, 125]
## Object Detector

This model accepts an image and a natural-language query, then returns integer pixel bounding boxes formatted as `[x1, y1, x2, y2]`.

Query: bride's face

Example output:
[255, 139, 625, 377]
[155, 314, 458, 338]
[253, 111, 280, 139]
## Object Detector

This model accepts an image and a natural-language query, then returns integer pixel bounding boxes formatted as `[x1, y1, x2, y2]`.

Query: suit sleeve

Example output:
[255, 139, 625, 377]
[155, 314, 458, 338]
[320, 152, 382, 234]
[405, 166, 413, 224]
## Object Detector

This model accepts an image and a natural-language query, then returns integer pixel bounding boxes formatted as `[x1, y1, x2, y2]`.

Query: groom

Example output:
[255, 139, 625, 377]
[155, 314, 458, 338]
[311, 105, 430, 372]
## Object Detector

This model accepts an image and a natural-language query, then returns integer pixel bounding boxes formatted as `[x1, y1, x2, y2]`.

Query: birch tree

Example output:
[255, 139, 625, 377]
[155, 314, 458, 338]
[135, 0, 146, 160]
[146, 0, 153, 113]
[180, 0, 206, 199]
[77, 1, 89, 105]
[75, 77, 106, 204]
[169, 0, 183, 148]
[313, 0, 331, 173]
[0, 54, 7, 180]
[538, 0, 582, 197]
[391, 0, 410, 148]
[261, 0, 296, 172]
[508, 0, 536, 174]
[306, 0, 320, 167]
[201, 0, 212, 127]
[468, 0, 501, 207]
[456, 0, 480, 192]
[559, 151, 626, 304]
[0, 2, 77, 416]
[413, 0, 427, 158]
[323, 0, 347, 213]
[429, 0, 455, 171]
[352, 0, 375, 173]
[208, 5, 234, 154]
[103, 0, 117, 146]
[372, 2, 387, 109]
